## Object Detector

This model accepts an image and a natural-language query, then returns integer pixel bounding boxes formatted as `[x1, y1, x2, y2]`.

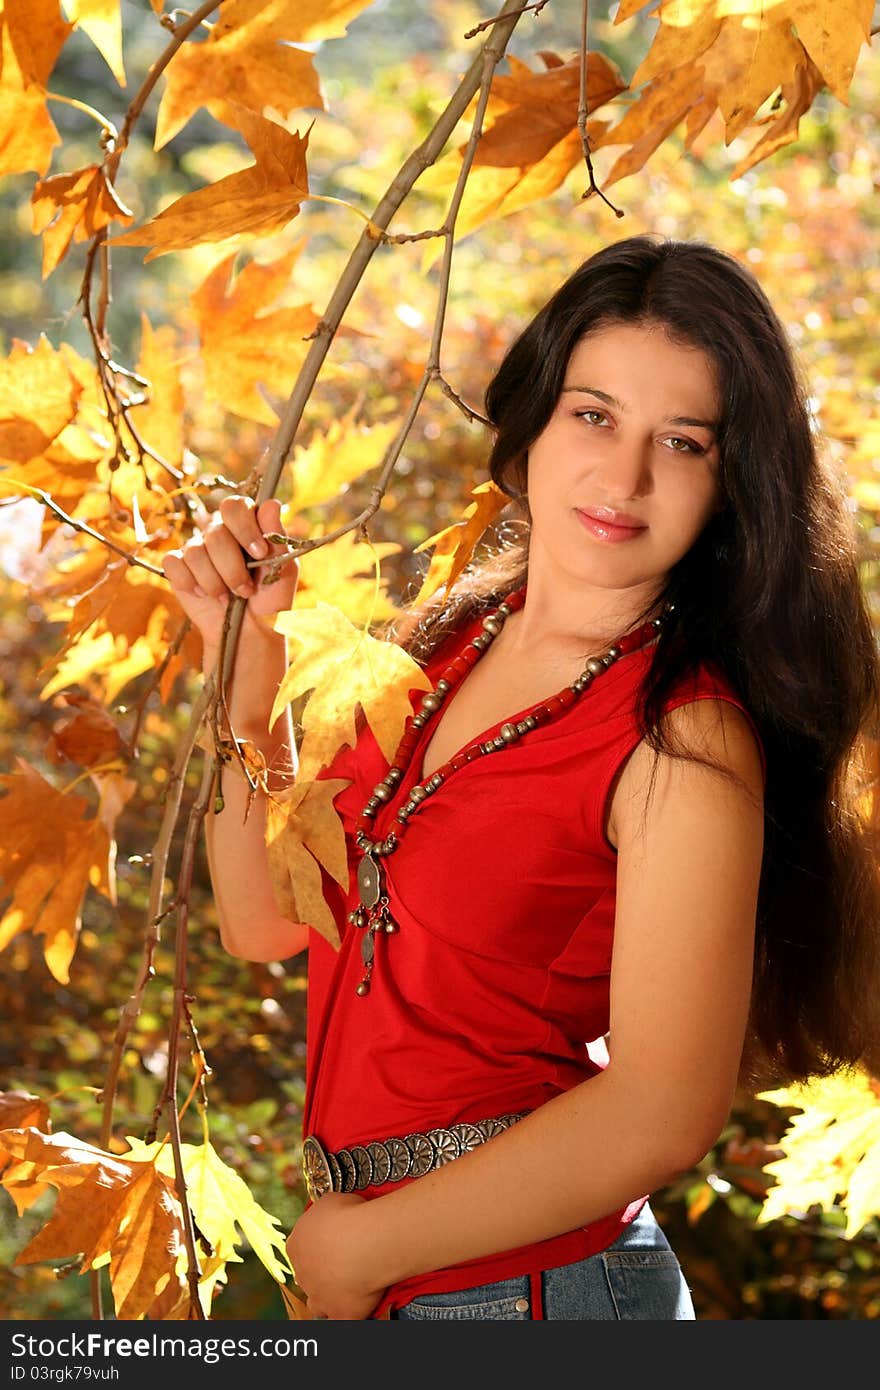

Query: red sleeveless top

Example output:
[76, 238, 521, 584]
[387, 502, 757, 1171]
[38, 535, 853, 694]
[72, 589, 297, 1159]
[303, 597, 766, 1318]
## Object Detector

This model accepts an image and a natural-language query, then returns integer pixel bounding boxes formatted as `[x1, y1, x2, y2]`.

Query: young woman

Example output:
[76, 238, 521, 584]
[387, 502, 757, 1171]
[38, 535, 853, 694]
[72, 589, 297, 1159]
[162, 235, 880, 1320]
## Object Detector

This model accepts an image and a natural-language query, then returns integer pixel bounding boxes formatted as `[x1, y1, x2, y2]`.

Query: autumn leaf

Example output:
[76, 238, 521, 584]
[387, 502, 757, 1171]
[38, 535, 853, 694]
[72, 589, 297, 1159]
[45, 691, 128, 768]
[155, 0, 375, 150]
[289, 407, 400, 510]
[0, 1093, 51, 1178]
[109, 108, 310, 262]
[0, 336, 82, 465]
[0, 1129, 185, 1320]
[191, 246, 320, 424]
[0, 759, 114, 983]
[1, 0, 72, 88]
[131, 315, 186, 476]
[123, 1136, 294, 1288]
[756, 1069, 880, 1237]
[0, 25, 60, 176]
[269, 601, 433, 780]
[266, 777, 352, 950]
[292, 527, 402, 627]
[597, 0, 874, 185]
[31, 164, 133, 278]
[63, 0, 126, 86]
[413, 479, 509, 605]
[418, 52, 624, 243]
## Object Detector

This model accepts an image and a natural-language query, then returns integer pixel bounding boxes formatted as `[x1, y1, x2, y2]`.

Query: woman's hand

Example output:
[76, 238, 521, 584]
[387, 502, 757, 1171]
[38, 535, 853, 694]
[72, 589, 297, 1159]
[286, 1193, 389, 1320]
[162, 495, 299, 656]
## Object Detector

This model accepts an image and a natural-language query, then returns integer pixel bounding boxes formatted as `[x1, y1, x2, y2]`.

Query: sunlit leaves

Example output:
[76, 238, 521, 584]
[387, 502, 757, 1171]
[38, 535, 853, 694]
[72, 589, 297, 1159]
[155, 0, 375, 149]
[269, 602, 432, 779]
[598, 0, 875, 186]
[756, 1069, 880, 1238]
[421, 52, 624, 241]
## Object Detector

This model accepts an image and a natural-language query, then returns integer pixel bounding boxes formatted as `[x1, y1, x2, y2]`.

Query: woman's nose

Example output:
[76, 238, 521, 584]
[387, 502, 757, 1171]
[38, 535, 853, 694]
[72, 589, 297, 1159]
[594, 437, 653, 501]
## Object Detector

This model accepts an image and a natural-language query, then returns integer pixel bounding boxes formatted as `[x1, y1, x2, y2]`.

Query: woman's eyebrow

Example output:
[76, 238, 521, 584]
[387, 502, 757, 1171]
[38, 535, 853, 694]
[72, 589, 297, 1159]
[561, 385, 718, 432]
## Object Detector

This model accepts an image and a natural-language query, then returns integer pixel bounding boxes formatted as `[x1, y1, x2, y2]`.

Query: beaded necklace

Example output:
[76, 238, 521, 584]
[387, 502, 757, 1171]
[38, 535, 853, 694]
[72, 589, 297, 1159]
[348, 581, 671, 995]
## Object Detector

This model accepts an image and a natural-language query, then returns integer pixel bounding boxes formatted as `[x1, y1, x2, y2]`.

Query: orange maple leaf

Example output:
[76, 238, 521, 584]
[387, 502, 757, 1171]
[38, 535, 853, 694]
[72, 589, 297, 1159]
[191, 246, 320, 424]
[0, 759, 114, 983]
[418, 52, 624, 243]
[109, 108, 310, 261]
[0, 25, 60, 176]
[1, 0, 72, 88]
[31, 164, 133, 278]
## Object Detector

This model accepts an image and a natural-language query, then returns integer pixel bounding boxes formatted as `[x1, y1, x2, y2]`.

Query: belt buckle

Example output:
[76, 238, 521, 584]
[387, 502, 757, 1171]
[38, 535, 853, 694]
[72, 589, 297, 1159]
[302, 1134, 333, 1201]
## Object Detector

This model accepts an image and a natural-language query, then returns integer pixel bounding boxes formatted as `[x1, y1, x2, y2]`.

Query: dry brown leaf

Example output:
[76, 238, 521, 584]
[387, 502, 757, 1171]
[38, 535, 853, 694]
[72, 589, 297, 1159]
[45, 692, 128, 768]
[110, 107, 310, 261]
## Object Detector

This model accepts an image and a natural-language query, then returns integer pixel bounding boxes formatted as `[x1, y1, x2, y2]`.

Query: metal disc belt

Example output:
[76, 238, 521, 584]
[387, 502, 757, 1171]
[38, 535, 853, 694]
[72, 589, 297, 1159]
[302, 1110, 531, 1202]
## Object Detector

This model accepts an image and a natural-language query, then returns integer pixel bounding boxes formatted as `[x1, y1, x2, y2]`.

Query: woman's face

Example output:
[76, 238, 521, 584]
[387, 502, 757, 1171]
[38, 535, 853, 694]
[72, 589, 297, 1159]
[525, 321, 723, 600]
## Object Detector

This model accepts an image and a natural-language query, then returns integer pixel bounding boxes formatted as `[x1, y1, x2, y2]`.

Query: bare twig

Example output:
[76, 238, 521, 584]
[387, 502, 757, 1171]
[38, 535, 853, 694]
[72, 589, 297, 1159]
[1, 483, 165, 575]
[436, 372, 491, 426]
[464, 0, 550, 40]
[578, 0, 625, 217]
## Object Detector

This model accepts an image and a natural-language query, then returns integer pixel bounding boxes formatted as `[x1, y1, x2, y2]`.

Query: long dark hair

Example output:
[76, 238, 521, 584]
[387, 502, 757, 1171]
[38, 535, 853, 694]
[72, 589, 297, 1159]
[383, 234, 880, 1091]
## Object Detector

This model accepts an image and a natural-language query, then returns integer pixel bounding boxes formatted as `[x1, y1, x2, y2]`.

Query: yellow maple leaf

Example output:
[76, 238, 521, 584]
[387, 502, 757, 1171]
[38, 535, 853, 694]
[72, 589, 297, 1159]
[63, 0, 125, 86]
[131, 315, 186, 474]
[124, 1136, 293, 1292]
[109, 107, 309, 262]
[0, 25, 60, 176]
[270, 602, 433, 781]
[292, 527, 402, 627]
[0, 760, 114, 983]
[0, 335, 82, 465]
[290, 409, 400, 511]
[266, 777, 352, 950]
[756, 1069, 880, 1237]
[412, 479, 509, 606]
[155, 0, 374, 149]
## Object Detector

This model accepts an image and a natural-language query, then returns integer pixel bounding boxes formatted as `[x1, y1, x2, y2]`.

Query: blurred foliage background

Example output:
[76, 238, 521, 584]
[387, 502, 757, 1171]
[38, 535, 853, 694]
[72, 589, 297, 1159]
[1, 0, 879, 1318]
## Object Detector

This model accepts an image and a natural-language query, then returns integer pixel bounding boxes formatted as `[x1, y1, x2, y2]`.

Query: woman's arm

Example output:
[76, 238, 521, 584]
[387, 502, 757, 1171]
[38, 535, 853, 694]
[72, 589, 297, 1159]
[289, 698, 764, 1311]
[163, 496, 309, 963]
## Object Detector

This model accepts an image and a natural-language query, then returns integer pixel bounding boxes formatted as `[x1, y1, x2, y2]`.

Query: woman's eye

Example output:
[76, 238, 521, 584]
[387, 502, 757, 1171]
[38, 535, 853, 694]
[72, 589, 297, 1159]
[666, 436, 704, 454]
[577, 409, 607, 425]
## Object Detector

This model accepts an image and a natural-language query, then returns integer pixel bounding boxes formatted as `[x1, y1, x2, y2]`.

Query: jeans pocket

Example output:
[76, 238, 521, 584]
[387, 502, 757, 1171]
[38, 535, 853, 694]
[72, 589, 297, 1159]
[601, 1248, 695, 1320]
[395, 1278, 531, 1320]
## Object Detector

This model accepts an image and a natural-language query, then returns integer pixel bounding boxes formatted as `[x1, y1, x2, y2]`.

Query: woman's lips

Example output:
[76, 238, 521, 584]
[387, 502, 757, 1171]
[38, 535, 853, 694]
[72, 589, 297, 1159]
[575, 508, 648, 543]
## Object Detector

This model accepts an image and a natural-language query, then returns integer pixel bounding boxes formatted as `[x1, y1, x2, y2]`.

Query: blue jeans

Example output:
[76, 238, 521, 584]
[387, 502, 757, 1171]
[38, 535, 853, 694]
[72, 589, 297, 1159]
[391, 1202, 695, 1320]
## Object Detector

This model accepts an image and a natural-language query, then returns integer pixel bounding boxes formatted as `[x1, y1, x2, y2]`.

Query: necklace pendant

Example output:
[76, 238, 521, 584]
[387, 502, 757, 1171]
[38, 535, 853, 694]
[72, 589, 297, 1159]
[357, 850, 383, 909]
